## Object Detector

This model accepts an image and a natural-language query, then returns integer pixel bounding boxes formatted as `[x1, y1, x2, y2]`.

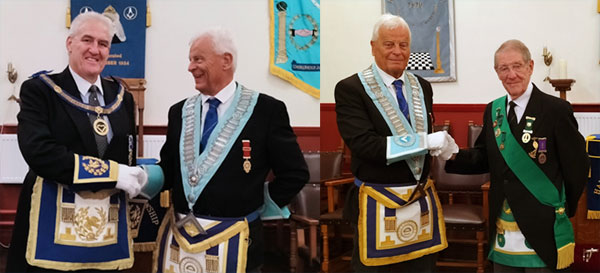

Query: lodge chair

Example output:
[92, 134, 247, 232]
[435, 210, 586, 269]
[432, 123, 490, 273]
[320, 145, 354, 273]
[433, 119, 451, 133]
[289, 151, 320, 272]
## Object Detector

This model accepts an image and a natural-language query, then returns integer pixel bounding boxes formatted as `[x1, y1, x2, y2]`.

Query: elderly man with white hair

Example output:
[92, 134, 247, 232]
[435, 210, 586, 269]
[144, 27, 309, 272]
[334, 14, 457, 272]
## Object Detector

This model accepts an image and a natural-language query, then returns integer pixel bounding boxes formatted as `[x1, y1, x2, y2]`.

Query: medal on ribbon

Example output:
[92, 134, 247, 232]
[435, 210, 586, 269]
[242, 140, 252, 173]
[500, 132, 506, 151]
[537, 137, 547, 164]
[522, 116, 535, 143]
[529, 137, 538, 158]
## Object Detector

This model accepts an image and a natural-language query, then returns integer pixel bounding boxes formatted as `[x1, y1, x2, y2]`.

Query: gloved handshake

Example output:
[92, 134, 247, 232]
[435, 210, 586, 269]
[426, 131, 459, 160]
[115, 164, 148, 198]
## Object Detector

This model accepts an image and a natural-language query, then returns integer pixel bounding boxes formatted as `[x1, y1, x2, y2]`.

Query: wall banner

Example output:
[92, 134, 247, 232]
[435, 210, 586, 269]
[383, 0, 456, 82]
[270, 0, 320, 98]
[70, 0, 147, 78]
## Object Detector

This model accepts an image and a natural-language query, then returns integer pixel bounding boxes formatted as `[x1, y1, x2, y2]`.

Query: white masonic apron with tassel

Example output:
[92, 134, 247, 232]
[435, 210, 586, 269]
[356, 64, 447, 266]
[154, 85, 258, 273]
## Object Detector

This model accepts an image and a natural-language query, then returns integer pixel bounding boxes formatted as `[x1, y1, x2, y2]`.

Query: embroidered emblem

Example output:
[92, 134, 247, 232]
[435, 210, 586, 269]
[74, 206, 108, 241]
[179, 257, 202, 273]
[206, 255, 219, 273]
[288, 14, 319, 51]
[129, 202, 144, 234]
[396, 220, 418, 242]
[393, 135, 416, 147]
[82, 156, 109, 176]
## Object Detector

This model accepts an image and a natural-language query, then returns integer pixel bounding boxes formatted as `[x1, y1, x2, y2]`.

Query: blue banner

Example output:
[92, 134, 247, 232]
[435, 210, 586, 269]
[384, 0, 456, 82]
[586, 134, 600, 219]
[270, 0, 320, 98]
[71, 0, 146, 78]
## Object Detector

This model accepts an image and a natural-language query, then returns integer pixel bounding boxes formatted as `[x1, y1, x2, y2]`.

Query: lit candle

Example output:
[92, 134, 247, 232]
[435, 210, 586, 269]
[559, 59, 567, 79]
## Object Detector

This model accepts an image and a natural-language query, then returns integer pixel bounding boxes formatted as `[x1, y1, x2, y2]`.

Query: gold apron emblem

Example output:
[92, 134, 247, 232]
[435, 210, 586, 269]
[74, 206, 108, 241]
[396, 220, 418, 242]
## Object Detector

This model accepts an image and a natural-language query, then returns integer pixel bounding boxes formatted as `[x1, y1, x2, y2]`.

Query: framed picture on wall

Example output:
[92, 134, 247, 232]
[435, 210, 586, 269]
[383, 0, 456, 82]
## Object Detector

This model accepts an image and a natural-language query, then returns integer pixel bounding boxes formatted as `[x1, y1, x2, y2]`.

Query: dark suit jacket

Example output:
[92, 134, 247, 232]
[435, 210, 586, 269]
[335, 72, 434, 223]
[158, 89, 308, 269]
[7, 67, 137, 272]
[445, 85, 589, 269]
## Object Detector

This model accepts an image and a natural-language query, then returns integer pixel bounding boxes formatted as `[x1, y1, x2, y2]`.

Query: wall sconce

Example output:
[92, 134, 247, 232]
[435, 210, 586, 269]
[7, 62, 20, 103]
[7, 62, 17, 83]
[542, 47, 552, 81]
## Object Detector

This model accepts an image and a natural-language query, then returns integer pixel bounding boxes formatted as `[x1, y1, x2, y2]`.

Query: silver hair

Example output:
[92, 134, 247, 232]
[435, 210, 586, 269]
[190, 27, 238, 72]
[494, 39, 532, 68]
[68, 11, 115, 42]
[371, 13, 412, 42]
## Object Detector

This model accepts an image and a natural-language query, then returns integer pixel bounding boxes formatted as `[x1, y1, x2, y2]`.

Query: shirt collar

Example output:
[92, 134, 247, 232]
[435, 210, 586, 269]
[200, 79, 236, 105]
[69, 66, 103, 97]
[507, 81, 533, 109]
[374, 63, 405, 87]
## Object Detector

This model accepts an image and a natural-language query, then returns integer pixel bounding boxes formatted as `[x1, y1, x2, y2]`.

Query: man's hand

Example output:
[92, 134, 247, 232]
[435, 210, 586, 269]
[427, 131, 459, 160]
[438, 133, 459, 160]
[427, 131, 448, 151]
[116, 164, 148, 197]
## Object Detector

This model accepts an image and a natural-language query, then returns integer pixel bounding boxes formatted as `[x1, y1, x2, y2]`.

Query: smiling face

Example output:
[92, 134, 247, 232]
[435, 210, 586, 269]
[187, 36, 233, 96]
[495, 48, 534, 100]
[371, 26, 411, 78]
[66, 19, 111, 83]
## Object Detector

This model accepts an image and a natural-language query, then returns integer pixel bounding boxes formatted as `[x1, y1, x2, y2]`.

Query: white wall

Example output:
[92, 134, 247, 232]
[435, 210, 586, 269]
[0, 0, 319, 126]
[321, 0, 600, 104]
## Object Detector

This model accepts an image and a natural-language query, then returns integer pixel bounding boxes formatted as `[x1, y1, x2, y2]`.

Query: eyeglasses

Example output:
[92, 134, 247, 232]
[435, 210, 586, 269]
[496, 62, 527, 75]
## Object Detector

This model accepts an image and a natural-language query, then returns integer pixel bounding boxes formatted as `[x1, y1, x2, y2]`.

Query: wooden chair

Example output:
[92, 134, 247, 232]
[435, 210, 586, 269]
[433, 119, 451, 133]
[432, 124, 490, 273]
[320, 144, 354, 273]
[289, 151, 320, 272]
[467, 121, 483, 148]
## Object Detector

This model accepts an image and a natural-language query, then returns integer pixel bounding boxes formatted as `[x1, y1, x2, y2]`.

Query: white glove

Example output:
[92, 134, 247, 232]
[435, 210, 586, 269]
[438, 133, 459, 160]
[116, 164, 148, 198]
[426, 131, 449, 151]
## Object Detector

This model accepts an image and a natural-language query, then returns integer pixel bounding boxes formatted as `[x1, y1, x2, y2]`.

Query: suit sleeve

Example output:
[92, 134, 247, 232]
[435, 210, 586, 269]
[554, 101, 589, 217]
[159, 102, 184, 191]
[335, 78, 388, 165]
[266, 99, 309, 207]
[445, 104, 490, 174]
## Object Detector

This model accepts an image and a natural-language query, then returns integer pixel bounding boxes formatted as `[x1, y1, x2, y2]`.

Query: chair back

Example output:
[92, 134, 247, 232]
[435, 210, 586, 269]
[433, 120, 451, 132]
[468, 122, 483, 148]
[320, 151, 343, 180]
[289, 152, 321, 219]
[431, 157, 489, 192]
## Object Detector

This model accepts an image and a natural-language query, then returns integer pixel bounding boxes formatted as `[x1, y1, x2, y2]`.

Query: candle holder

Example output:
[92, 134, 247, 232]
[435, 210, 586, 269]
[548, 78, 575, 100]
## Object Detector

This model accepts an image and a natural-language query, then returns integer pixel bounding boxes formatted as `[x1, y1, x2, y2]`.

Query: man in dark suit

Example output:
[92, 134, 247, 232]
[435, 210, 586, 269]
[335, 14, 457, 272]
[7, 12, 147, 272]
[446, 39, 589, 272]
[153, 27, 308, 272]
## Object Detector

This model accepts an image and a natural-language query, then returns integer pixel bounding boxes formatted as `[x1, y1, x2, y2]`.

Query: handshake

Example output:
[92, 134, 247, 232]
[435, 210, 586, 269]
[115, 164, 148, 198]
[426, 131, 459, 160]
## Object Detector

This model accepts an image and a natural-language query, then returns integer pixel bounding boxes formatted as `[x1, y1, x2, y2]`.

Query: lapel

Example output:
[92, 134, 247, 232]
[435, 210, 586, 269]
[55, 67, 99, 156]
[103, 78, 127, 142]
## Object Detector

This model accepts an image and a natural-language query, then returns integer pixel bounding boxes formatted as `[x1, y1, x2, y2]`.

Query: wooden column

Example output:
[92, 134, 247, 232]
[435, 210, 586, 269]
[121, 78, 146, 157]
